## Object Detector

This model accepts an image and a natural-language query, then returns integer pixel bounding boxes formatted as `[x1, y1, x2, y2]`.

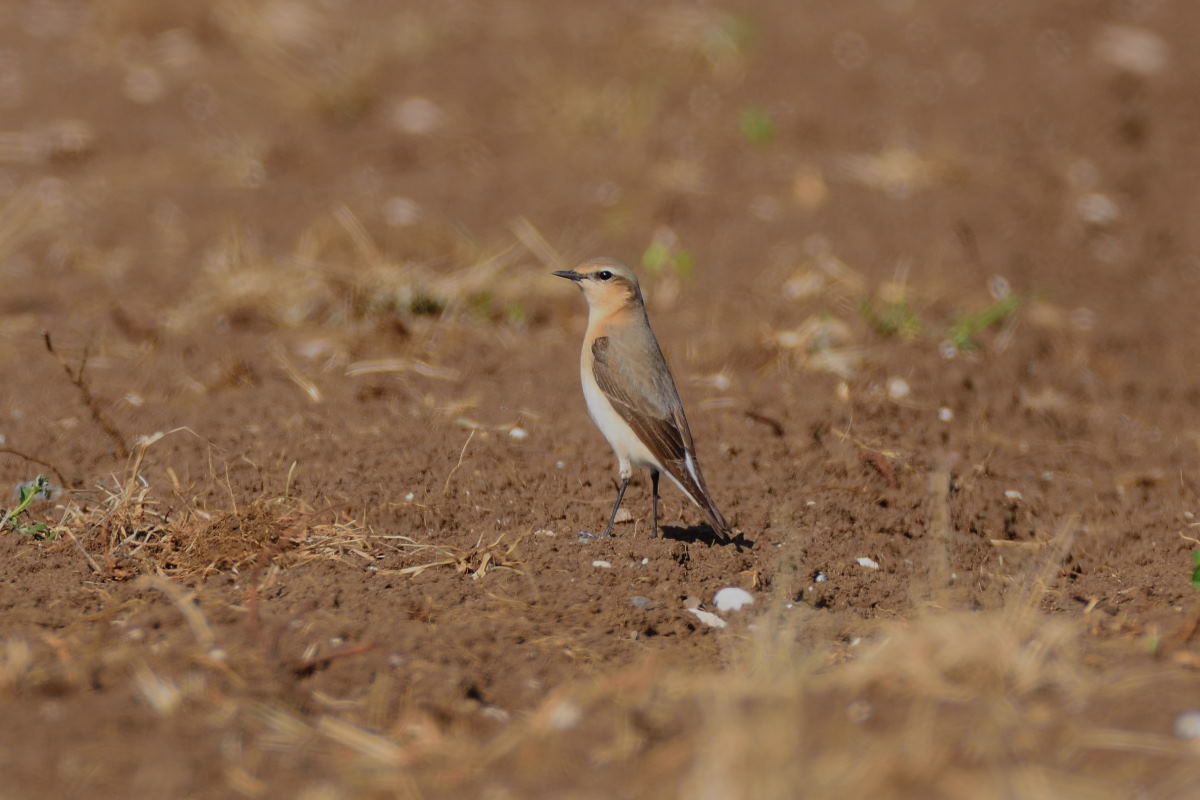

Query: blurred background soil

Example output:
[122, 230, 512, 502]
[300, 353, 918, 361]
[2, 1, 1200, 797]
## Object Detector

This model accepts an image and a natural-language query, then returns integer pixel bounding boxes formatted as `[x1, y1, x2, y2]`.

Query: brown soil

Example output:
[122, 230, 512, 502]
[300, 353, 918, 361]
[3, 1, 1200, 797]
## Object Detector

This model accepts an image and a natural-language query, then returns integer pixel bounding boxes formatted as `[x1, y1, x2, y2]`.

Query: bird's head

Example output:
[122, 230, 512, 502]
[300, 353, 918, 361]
[553, 257, 643, 314]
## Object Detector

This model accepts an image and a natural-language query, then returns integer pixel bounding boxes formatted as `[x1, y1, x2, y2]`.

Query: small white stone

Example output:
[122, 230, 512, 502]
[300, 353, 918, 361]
[481, 706, 509, 722]
[548, 700, 581, 731]
[687, 608, 727, 629]
[384, 197, 420, 228]
[938, 407, 954, 422]
[1095, 25, 1168, 77]
[509, 427, 528, 439]
[815, 572, 828, 583]
[641, 557, 649, 565]
[404, 492, 415, 501]
[533, 529, 556, 537]
[856, 557, 880, 570]
[1077, 193, 1119, 225]
[1005, 490, 1024, 501]
[613, 508, 633, 524]
[592, 560, 612, 569]
[806, 500, 816, 507]
[713, 587, 755, 612]
[555, 460, 566, 469]
[391, 96, 442, 134]
[886, 377, 911, 400]
[1173, 711, 1200, 740]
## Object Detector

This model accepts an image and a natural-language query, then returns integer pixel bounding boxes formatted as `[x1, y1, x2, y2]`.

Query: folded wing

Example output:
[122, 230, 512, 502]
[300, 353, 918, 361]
[591, 334, 730, 539]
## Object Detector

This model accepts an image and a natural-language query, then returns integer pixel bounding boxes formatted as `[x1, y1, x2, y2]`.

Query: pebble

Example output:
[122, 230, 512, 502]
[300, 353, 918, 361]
[687, 608, 727, 629]
[1095, 25, 1168, 76]
[613, 508, 633, 524]
[577, 531, 599, 541]
[938, 407, 954, 422]
[1174, 711, 1200, 740]
[629, 596, 654, 609]
[886, 377, 911, 400]
[592, 560, 612, 569]
[856, 557, 880, 570]
[548, 700, 581, 731]
[481, 706, 510, 722]
[509, 427, 528, 439]
[1005, 490, 1024, 501]
[713, 587, 755, 612]
[815, 572, 829, 583]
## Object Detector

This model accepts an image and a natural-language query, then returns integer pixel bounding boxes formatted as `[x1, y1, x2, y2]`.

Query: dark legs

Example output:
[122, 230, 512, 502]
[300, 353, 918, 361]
[650, 469, 660, 539]
[602, 476, 630, 537]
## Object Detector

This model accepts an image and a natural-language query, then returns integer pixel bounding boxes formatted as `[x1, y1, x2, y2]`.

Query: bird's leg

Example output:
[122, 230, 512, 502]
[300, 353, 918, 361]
[602, 476, 630, 537]
[650, 469, 660, 539]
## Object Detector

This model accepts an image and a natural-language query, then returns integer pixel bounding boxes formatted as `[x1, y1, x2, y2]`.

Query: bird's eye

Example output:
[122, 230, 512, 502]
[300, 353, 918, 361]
[596, 270, 613, 281]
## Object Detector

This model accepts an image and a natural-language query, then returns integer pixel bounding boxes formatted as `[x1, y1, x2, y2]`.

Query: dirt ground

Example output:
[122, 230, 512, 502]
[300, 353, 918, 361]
[3, 1, 1200, 797]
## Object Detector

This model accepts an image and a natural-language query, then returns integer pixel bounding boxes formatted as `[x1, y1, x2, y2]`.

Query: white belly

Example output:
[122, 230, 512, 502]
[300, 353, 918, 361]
[581, 366, 659, 473]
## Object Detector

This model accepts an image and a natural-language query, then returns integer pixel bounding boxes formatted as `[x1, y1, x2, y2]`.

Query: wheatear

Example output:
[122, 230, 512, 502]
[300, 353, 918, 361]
[554, 257, 732, 541]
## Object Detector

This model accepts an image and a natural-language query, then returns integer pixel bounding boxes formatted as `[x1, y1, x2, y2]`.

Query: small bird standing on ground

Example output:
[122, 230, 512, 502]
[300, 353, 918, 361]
[554, 257, 732, 542]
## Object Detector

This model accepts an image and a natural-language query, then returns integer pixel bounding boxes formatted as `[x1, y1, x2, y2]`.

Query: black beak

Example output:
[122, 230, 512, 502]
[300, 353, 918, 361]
[552, 269, 584, 281]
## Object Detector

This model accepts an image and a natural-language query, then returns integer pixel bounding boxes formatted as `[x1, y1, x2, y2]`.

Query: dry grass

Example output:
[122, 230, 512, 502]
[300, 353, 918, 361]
[13, 490, 1179, 798]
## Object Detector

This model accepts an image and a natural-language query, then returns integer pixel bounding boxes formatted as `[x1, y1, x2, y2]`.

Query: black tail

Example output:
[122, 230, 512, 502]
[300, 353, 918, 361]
[668, 462, 732, 542]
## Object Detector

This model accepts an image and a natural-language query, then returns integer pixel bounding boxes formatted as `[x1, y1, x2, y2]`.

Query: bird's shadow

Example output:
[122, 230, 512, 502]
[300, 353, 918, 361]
[661, 524, 754, 550]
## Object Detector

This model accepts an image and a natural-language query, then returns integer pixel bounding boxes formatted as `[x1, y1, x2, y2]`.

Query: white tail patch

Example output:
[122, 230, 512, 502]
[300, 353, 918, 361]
[684, 450, 701, 487]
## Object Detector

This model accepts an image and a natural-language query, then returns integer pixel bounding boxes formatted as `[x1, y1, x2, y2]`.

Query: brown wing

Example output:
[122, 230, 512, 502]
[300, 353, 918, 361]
[591, 334, 730, 538]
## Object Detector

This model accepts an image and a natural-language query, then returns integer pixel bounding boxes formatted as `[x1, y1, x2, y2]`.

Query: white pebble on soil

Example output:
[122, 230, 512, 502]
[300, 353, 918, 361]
[886, 377, 911, 400]
[1174, 711, 1200, 740]
[687, 608, 727, 629]
[592, 560, 612, 569]
[713, 587, 755, 612]
[509, 427, 528, 439]
[856, 557, 880, 570]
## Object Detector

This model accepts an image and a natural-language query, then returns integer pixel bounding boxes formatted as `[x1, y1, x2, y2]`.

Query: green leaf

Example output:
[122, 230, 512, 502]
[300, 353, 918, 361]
[1191, 551, 1200, 589]
[672, 250, 695, 279]
[738, 108, 775, 146]
[642, 241, 671, 274]
[947, 295, 1021, 351]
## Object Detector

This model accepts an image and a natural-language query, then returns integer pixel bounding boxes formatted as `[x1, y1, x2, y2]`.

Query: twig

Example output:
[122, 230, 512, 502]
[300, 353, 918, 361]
[274, 344, 322, 403]
[43, 331, 129, 459]
[743, 410, 785, 437]
[137, 575, 216, 649]
[65, 529, 101, 573]
[441, 429, 475, 496]
[292, 642, 376, 677]
[0, 446, 70, 488]
[509, 216, 564, 268]
[925, 463, 952, 605]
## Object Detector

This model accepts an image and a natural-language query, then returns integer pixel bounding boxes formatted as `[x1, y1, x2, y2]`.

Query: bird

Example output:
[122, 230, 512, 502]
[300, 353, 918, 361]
[553, 257, 732, 542]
